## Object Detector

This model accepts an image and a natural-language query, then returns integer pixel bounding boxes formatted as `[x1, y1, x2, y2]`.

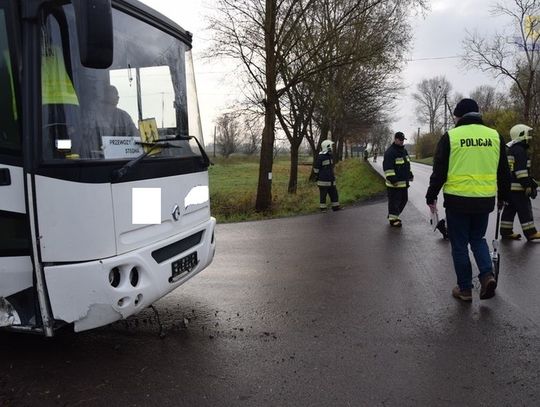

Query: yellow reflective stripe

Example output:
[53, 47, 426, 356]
[321, 160, 331, 166]
[445, 176, 497, 196]
[384, 170, 396, 176]
[386, 180, 407, 188]
[522, 222, 535, 230]
[317, 181, 334, 186]
[515, 170, 528, 178]
[448, 174, 496, 181]
[511, 183, 525, 191]
[446, 184, 496, 193]
[527, 160, 531, 168]
[388, 215, 400, 220]
[313, 168, 319, 173]
[395, 158, 405, 164]
[500, 221, 514, 228]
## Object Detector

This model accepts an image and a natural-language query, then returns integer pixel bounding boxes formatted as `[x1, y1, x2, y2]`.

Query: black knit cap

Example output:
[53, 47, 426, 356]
[453, 98, 479, 117]
[394, 131, 406, 140]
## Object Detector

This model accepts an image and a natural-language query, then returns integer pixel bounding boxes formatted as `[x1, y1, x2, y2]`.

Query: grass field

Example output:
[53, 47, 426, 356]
[208, 156, 385, 223]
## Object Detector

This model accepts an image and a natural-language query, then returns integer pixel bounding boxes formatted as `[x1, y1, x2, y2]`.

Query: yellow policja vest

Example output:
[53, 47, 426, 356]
[41, 46, 79, 105]
[444, 124, 500, 198]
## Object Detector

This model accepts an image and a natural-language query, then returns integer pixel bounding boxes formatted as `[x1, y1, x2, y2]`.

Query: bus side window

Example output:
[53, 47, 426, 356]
[41, 12, 80, 160]
[0, 9, 20, 154]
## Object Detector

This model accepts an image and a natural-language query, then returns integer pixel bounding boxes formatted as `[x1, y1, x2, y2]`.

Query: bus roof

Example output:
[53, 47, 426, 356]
[113, 0, 193, 48]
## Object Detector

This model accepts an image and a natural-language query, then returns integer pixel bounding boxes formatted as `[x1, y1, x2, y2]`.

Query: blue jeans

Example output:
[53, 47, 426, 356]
[445, 210, 493, 290]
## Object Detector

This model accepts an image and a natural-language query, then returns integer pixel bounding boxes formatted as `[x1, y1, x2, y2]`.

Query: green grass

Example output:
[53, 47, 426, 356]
[208, 156, 385, 223]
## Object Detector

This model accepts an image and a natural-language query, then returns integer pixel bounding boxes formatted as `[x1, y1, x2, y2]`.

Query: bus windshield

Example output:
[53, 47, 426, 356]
[40, 4, 202, 162]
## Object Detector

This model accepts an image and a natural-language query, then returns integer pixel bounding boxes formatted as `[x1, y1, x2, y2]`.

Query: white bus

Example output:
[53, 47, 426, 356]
[0, 0, 216, 336]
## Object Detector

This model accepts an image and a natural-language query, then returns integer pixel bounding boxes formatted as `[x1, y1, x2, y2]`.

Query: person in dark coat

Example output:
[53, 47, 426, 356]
[500, 124, 539, 241]
[425, 98, 511, 302]
[383, 132, 413, 227]
[314, 140, 340, 212]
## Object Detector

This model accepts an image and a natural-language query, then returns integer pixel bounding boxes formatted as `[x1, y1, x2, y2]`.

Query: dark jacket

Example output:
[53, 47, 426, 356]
[425, 114, 511, 213]
[508, 141, 535, 191]
[314, 152, 336, 186]
[383, 143, 413, 188]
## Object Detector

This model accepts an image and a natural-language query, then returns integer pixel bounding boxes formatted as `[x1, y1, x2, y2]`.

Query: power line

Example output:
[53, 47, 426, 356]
[408, 55, 461, 61]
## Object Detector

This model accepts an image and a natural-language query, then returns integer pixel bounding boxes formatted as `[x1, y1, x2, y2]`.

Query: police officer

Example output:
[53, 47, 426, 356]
[500, 124, 540, 241]
[383, 132, 413, 227]
[314, 139, 340, 212]
[425, 98, 511, 301]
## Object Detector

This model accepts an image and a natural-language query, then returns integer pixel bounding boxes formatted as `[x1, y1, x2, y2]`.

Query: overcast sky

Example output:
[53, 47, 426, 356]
[140, 0, 516, 143]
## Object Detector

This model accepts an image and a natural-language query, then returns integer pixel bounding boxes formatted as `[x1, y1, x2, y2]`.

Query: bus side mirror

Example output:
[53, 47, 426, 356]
[71, 0, 113, 69]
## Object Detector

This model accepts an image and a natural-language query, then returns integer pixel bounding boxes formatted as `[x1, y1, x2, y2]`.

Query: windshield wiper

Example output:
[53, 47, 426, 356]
[112, 140, 181, 182]
[169, 135, 213, 167]
[152, 135, 212, 167]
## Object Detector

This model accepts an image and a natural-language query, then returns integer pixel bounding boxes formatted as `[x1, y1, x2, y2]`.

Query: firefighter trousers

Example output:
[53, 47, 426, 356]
[387, 187, 408, 221]
[319, 186, 339, 210]
[500, 191, 537, 238]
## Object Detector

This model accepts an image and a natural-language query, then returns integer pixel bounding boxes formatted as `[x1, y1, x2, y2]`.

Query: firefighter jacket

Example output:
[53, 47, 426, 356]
[314, 151, 336, 187]
[383, 143, 412, 188]
[426, 113, 511, 213]
[507, 142, 536, 192]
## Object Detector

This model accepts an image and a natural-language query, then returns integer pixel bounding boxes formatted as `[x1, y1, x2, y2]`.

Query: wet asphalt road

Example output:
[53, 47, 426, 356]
[1, 160, 540, 406]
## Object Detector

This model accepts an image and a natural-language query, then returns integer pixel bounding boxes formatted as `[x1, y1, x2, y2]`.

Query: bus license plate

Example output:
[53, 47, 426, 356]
[169, 252, 198, 283]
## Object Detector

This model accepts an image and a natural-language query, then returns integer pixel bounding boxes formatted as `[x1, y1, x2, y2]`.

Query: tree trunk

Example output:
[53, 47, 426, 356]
[255, 0, 277, 212]
[288, 140, 301, 193]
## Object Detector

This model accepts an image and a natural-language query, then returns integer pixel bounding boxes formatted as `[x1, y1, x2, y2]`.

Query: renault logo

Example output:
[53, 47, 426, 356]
[171, 204, 180, 221]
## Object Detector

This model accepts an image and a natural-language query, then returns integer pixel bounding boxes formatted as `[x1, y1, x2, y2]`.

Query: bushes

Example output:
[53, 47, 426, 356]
[415, 132, 440, 159]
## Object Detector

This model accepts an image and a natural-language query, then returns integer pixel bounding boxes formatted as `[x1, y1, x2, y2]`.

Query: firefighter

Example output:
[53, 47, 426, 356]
[383, 132, 413, 227]
[314, 139, 340, 212]
[500, 124, 540, 241]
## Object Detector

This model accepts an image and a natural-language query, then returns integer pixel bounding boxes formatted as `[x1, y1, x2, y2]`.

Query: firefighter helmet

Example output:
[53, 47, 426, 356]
[509, 124, 533, 143]
[321, 139, 334, 153]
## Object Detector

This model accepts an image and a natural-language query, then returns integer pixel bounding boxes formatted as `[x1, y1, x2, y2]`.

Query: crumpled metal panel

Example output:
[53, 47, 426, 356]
[0, 297, 21, 327]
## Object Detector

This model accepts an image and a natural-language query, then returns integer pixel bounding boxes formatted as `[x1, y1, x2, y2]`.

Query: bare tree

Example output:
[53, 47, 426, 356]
[241, 117, 262, 155]
[209, 0, 426, 211]
[276, 82, 315, 193]
[215, 113, 241, 158]
[412, 76, 452, 134]
[210, 0, 328, 211]
[368, 122, 393, 155]
[470, 84, 498, 112]
[463, 0, 540, 176]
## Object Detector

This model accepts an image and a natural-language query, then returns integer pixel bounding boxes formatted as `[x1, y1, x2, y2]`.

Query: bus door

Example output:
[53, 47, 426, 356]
[0, 1, 34, 328]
